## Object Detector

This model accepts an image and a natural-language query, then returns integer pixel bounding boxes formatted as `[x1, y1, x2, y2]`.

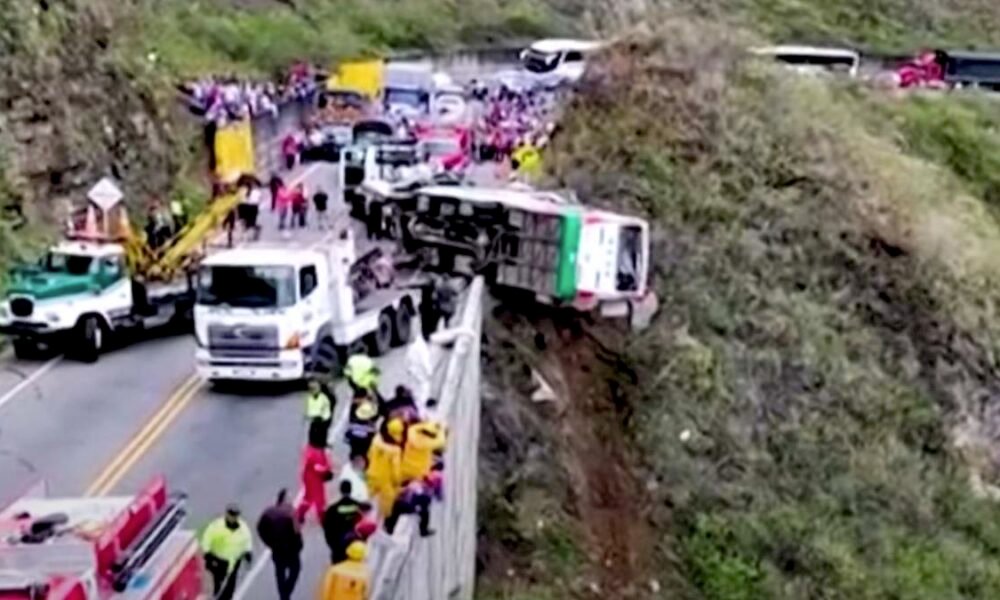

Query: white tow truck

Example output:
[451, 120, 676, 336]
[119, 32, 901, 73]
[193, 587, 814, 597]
[193, 230, 420, 382]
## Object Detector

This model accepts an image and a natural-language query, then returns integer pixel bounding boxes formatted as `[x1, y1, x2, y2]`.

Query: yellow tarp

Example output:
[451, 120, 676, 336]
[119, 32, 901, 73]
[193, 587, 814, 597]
[327, 59, 384, 99]
[213, 121, 255, 181]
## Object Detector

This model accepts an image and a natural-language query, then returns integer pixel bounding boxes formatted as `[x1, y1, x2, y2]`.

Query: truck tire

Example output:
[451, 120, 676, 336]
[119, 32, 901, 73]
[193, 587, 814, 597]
[313, 337, 339, 375]
[71, 315, 102, 363]
[367, 310, 394, 356]
[392, 301, 413, 347]
[11, 339, 37, 360]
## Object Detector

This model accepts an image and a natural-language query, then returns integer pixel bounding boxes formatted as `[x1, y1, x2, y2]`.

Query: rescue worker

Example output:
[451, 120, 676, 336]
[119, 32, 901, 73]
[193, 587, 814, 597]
[201, 504, 253, 600]
[256, 489, 303, 600]
[384, 477, 435, 537]
[170, 197, 188, 234]
[296, 428, 334, 524]
[367, 418, 405, 518]
[344, 353, 380, 399]
[380, 385, 418, 422]
[345, 391, 379, 460]
[305, 378, 334, 448]
[317, 541, 370, 600]
[401, 417, 447, 482]
[322, 480, 369, 563]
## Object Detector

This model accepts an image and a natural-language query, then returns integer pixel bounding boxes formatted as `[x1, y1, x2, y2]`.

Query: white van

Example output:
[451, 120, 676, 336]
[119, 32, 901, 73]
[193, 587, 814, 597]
[519, 39, 605, 86]
[751, 45, 861, 78]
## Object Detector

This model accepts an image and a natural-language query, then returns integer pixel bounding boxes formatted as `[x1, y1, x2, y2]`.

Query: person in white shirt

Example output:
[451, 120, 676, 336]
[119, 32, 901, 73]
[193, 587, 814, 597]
[238, 182, 263, 242]
[337, 454, 370, 503]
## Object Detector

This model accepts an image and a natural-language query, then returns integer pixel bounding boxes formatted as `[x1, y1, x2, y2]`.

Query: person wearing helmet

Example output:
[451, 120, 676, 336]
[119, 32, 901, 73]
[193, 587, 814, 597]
[344, 353, 381, 398]
[346, 387, 380, 460]
[317, 541, 370, 600]
[367, 418, 405, 518]
[322, 479, 372, 564]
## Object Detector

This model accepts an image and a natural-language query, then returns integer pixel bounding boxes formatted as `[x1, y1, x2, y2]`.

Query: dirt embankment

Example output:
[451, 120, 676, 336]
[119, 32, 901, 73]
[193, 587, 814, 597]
[478, 303, 661, 599]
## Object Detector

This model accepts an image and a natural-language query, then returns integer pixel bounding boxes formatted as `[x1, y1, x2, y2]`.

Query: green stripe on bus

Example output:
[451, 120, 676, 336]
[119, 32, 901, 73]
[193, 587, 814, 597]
[555, 209, 582, 299]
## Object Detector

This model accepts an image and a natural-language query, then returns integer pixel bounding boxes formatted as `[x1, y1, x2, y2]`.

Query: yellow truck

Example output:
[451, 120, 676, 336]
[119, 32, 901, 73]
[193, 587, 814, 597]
[327, 59, 385, 100]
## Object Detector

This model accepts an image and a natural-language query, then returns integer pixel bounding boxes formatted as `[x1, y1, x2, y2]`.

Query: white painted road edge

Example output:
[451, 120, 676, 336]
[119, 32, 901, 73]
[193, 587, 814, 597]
[0, 357, 62, 414]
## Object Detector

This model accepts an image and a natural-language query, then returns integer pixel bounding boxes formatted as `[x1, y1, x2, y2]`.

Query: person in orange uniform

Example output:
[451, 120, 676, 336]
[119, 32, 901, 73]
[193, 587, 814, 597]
[317, 541, 369, 600]
[297, 428, 334, 524]
[366, 418, 405, 518]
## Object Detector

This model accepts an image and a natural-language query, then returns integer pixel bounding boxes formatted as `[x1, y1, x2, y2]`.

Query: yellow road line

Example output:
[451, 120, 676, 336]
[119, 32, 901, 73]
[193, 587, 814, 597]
[85, 374, 203, 496]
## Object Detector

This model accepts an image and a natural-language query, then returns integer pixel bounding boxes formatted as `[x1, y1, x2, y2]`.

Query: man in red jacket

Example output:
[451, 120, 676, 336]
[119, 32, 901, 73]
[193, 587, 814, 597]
[296, 429, 333, 525]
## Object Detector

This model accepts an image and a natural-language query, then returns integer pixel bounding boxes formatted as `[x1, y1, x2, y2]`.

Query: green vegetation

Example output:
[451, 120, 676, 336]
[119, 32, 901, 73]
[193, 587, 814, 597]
[684, 0, 1000, 51]
[136, 0, 563, 77]
[544, 19, 1000, 598]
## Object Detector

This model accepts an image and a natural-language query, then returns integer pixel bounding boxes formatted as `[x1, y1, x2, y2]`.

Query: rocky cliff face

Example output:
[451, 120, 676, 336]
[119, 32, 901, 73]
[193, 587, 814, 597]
[0, 0, 193, 221]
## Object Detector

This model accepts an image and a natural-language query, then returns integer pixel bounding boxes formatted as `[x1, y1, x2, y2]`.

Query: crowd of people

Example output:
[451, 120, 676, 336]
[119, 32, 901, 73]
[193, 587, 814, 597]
[182, 62, 320, 125]
[200, 348, 448, 600]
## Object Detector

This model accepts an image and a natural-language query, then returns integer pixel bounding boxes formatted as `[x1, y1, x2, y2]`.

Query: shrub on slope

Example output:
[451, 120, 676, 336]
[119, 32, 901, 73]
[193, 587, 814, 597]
[548, 21, 1000, 599]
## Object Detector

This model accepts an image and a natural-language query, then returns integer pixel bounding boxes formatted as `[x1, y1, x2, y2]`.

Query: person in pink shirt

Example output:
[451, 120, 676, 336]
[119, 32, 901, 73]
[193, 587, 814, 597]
[275, 183, 294, 231]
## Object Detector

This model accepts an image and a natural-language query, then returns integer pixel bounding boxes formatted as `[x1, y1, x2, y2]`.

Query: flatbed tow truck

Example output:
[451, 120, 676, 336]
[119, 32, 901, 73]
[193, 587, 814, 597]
[0, 178, 245, 362]
[0, 477, 203, 600]
[194, 227, 421, 383]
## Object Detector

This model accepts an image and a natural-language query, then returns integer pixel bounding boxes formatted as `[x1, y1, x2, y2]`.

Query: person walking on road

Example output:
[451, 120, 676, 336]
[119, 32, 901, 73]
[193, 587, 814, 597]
[201, 504, 253, 600]
[344, 353, 380, 399]
[339, 454, 370, 503]
[292, 183, 308, 229]
[346, 392, 379, 461]
[317, 541, 370, 600]
[313, 190, 330, 230]
[322, 480, 369, 563]
[256, 489, 303, 600]
[275, 183, 294, 232]
[297, 428, 334, 525]
[282, 132, 299, 171]
[305, 378, 334, 448]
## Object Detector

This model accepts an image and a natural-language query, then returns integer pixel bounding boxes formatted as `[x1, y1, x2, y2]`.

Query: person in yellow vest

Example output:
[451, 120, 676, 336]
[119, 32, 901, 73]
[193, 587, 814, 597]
[317, 540, 370, 600]
[366, 418, 405, 518]
[400, 417, 447, 482]
[510, 139, 542, 182]
[305, 379, 334, 447]
[344, 354, 380, 399]
[201, 504, 253, 600]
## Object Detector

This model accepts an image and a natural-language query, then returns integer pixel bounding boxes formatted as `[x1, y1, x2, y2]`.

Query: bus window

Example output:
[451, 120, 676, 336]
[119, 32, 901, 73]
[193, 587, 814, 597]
[616, 225, 642, 292]
[522, 49, 560, 73]
[564, 51, 584, 63]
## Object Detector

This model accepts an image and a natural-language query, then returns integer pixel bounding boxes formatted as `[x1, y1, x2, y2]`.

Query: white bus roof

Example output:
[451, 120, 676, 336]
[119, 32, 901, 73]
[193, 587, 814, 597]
[527, 39, 605, 54]
[53, 241, 124, 257]
[751, 45, 859, 59]
[418, 185, 577, 214]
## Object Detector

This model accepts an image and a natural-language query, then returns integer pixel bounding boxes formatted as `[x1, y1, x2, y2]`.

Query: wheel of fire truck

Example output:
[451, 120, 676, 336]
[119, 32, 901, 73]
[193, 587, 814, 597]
[392, 300, 414, 347]
[69, 314, 103, 363]
[367, 309, 394, 356]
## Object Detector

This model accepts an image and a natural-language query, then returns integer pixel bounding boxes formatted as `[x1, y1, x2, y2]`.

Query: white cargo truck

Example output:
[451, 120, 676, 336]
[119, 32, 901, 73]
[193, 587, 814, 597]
[193, 234, 419, 383]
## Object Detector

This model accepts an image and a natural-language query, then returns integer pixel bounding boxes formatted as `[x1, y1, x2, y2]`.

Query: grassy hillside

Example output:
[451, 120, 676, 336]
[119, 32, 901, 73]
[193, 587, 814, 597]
[525, 19, 1000, 599]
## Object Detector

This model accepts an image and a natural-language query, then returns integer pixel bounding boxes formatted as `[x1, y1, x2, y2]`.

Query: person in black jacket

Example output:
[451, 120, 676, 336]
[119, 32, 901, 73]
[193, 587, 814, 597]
[322, 480, 369, 563]
[256, 489, 303, 600]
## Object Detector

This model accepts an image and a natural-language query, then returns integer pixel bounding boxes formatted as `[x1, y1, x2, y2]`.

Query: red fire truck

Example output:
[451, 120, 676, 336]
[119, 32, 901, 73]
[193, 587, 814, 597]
[0, 477, 204, 600]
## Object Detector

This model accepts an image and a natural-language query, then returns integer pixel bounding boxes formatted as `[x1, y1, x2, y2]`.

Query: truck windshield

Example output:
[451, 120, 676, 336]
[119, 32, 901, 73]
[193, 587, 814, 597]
[616, 225, 643, 292]
[385, 88, 427, 109]
[522, 50, 560, 73]
[44, 252, 94, 276]
[196, 266, 296, 308]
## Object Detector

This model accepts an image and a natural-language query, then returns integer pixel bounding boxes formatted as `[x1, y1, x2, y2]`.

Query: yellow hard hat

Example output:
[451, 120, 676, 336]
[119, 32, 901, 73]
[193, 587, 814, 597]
[346, 541, 367, 561]
[387, 418, 405, 441]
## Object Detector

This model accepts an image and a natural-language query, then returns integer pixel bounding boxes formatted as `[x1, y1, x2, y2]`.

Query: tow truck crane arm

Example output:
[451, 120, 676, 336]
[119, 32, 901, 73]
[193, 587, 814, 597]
[126, 188, 244, 282]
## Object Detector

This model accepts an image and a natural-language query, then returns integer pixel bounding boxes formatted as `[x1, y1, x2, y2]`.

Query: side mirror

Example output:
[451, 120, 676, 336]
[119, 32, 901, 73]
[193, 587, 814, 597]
[519, 49, 528, 61]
